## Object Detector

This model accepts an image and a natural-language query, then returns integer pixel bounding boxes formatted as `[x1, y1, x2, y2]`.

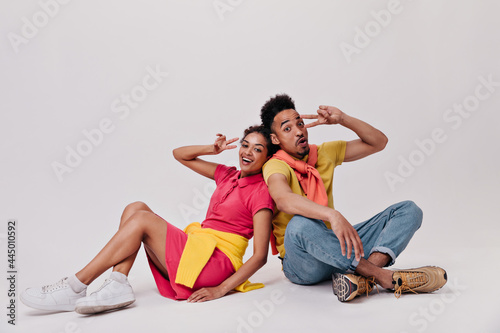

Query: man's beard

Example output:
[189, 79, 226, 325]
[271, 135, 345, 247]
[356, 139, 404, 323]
[297, 145, 310, 158]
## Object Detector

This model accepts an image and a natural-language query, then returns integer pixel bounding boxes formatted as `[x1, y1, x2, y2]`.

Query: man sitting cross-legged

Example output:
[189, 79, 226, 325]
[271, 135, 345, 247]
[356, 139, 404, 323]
[260, 94, 447, 302]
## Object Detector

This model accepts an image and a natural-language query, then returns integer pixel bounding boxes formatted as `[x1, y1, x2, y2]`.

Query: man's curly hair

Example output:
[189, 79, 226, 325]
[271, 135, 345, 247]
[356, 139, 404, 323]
[260, 94, 296, 132]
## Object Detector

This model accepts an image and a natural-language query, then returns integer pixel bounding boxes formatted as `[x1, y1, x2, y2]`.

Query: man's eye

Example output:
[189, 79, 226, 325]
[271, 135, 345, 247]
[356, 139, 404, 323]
[284, 127, 290, 132]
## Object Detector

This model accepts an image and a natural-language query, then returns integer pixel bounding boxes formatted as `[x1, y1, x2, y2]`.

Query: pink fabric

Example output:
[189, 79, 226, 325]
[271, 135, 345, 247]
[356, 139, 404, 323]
[269, 146, 328, 255]
[147, 220, 235, 300]
[272, 146, 328, 207]
[201, 165, 274, 239]
[147, 164, 274, 300]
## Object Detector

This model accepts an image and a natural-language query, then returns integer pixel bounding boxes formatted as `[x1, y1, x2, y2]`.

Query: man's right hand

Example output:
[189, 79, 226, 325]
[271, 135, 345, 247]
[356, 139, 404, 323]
[328, 210, 364, 262]
[301, 105, 345, 128]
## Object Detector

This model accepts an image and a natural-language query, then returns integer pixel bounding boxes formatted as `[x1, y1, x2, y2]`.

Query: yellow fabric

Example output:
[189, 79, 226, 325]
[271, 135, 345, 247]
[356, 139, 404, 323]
[262, 140, 346, 257]
[175, 222, 264, 292]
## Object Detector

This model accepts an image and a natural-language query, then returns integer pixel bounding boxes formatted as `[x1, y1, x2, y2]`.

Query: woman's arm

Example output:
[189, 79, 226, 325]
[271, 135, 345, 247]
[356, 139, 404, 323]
[187, 208, 273, 302]
[173, 134, 238, 180]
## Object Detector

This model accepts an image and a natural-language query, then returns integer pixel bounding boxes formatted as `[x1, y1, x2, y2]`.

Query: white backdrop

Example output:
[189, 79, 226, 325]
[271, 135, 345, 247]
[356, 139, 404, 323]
[1, 1, 499, 332]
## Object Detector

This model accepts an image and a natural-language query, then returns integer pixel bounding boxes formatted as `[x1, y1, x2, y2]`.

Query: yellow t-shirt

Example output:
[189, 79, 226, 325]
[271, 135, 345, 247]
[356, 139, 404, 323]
[262, 141, 346, 257]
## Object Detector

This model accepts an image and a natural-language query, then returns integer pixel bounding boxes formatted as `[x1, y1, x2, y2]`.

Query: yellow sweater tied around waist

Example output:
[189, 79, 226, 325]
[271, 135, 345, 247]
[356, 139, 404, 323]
[174, 222, 264, 292]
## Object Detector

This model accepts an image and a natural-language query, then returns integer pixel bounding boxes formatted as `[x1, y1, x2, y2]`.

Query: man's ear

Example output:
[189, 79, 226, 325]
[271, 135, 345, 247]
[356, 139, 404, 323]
[270, 133, 280, 145]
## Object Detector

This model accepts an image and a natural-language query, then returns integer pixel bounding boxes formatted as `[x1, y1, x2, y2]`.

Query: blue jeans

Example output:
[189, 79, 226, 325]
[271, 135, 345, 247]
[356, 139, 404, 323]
[282, 200, 423, 285]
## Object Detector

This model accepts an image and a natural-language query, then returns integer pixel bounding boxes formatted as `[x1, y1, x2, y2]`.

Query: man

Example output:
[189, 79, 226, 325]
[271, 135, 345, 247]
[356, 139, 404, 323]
[260, 94, 446, 302]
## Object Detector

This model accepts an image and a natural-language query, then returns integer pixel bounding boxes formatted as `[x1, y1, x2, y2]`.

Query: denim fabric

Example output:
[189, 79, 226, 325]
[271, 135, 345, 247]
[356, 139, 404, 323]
[282, 200, 422, 285]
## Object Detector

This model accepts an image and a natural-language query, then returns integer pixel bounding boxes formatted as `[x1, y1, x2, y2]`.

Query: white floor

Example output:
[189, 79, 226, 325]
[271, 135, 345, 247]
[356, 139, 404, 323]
[4, 243, 499, 333]
[2, 1, 500, 332]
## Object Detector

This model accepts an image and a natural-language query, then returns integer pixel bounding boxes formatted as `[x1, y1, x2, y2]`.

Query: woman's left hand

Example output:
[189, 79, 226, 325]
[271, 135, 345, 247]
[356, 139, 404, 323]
[187, 286, 226, 303]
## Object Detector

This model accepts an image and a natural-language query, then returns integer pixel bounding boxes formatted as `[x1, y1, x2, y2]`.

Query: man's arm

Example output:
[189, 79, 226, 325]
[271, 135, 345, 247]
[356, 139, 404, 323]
[267, 172, 364, 261]
[302, 106, 388, 162]
[341, 113, 388, 162]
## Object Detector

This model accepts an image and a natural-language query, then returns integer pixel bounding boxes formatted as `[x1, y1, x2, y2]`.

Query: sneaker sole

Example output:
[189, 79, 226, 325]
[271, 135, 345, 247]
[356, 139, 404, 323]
[20, 292, 81, 312]
[75, 299, 135, 315]
[332, 273, 358, 302]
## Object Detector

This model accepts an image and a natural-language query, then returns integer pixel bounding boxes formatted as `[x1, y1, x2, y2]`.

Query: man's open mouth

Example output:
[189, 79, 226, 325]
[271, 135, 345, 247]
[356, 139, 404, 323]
[297, 137, 307, 147]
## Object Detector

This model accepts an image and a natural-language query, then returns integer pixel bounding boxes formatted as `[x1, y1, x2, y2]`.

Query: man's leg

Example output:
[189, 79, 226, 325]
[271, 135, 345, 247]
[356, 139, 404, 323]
[352, 200, 423, 270]
[338, 200, 423, 290]
[284, 200, 446, 300]
[283, 201, 422, 283]
[282, 216, 395, 287]
[282, 215, 345, 285]
[333, 201, 446, 301]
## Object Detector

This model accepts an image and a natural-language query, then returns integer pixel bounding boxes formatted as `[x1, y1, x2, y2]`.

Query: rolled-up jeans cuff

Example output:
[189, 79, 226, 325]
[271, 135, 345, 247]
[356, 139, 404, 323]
[370, 246, 396, 267]
[347, 258, 359, 274]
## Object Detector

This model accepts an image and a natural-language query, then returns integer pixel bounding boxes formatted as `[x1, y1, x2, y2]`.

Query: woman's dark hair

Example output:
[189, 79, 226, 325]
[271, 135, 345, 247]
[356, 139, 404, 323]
[241, 125, 279, 156]
[260, 94, 296, 132]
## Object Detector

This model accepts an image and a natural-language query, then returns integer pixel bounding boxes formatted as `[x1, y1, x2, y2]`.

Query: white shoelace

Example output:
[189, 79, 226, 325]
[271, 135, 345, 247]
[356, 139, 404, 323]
[42, 278, 67, 293]
[90, 279, 112, 295]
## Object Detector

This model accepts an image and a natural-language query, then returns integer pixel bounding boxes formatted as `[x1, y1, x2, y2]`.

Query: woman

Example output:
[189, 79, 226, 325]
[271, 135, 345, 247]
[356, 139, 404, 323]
[21, 125, 276, 314]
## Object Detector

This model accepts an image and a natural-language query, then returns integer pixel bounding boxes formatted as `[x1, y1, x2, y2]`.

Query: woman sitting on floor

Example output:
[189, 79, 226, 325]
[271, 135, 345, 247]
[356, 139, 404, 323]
[21, 125, 276, 314]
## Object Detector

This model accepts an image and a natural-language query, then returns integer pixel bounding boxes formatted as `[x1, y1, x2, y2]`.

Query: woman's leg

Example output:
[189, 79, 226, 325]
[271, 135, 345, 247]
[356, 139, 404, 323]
[112, 201, 153, 276]
[20, 203, 170, 312]
[75, 210, 168, 285]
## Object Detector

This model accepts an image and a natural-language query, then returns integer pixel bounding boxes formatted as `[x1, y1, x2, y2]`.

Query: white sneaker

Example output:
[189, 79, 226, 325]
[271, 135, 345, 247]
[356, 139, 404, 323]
[75, 278, 135, 314]
[20, 277, 86, 311]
